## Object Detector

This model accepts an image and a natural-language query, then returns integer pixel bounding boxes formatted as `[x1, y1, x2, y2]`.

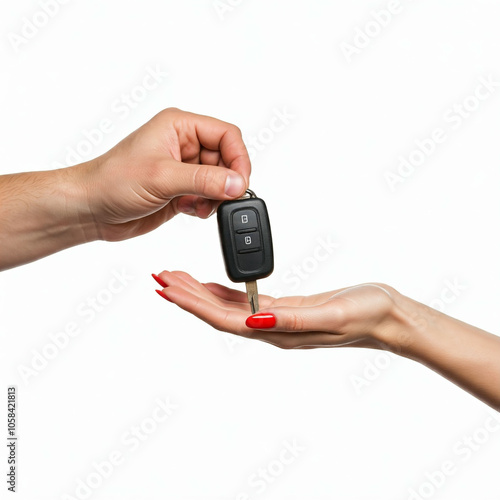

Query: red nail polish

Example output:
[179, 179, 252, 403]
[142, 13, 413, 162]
[245, 313, 276, 329]
[152, 273, 168, 288]
[156, 289, 172, 302]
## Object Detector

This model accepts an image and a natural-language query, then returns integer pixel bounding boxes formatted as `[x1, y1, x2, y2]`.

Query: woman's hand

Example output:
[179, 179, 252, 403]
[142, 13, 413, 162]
[78, 108, 250, 242]
[153, 270, 403, 350]
[153, 271, 500, 410]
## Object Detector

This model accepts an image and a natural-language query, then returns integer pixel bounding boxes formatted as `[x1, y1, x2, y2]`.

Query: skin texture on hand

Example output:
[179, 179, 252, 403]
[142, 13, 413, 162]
[155, 271, 500, 411]
[0, 108, 251, 270]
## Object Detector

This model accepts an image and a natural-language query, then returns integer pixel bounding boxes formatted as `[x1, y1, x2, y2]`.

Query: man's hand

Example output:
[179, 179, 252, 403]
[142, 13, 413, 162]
[0, 108, 250, 270]
[79, 108, 251, 241]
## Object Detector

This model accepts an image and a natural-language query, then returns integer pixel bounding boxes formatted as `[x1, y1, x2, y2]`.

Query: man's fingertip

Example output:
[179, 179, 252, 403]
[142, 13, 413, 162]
[225, 173, 246, 197]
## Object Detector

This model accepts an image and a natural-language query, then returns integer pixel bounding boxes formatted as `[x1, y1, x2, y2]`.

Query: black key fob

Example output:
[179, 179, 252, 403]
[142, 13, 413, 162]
[217, 190, 274, 283]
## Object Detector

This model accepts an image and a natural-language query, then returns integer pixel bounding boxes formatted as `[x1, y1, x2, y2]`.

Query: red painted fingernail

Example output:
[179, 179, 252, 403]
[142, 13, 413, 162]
[156, 289, 172, 302]
[152, 273, 167, 288]
[245, 313, 276, 329]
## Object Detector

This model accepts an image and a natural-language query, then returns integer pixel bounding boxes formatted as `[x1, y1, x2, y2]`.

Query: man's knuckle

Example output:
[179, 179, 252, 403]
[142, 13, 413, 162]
[194, 167, 209, 193]
[194, 166, 218, 195]
[164, 106, 180, 115]
[231, 124, 242, 136]
[155, 108, 174, 121]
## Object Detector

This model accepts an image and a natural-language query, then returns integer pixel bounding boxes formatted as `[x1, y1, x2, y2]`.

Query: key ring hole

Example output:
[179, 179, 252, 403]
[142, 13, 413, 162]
[241, 189, 257, 199]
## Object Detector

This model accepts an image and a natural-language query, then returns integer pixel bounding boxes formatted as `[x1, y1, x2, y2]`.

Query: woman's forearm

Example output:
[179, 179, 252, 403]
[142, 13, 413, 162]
[0, 166, 97, 271]
[382, 294, 500, 411]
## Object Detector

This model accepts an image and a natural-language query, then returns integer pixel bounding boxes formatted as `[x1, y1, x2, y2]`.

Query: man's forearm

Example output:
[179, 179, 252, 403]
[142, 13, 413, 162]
[0, 166, 97, 271]
[383, 294, 500, 410]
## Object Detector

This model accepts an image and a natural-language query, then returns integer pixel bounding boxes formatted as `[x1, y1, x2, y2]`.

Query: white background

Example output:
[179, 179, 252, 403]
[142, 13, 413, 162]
[1, 1, 500, 499]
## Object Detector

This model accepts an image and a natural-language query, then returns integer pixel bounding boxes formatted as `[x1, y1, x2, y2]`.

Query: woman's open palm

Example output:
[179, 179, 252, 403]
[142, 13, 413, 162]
[154, 271, 402, 350]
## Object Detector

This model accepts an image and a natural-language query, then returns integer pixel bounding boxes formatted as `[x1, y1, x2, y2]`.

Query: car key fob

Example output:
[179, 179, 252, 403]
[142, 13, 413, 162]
[217, 189, 274, 313]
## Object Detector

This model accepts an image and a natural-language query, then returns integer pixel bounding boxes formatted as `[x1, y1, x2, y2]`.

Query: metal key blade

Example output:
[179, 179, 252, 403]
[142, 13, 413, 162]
[245, 280, 259, 314]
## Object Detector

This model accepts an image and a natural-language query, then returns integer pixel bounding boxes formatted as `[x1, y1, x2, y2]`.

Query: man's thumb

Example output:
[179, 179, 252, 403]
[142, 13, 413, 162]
[166, 162, 247, 200]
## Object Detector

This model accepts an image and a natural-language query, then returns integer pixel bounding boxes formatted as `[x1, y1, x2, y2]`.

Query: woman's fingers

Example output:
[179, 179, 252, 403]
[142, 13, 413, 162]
[161, 284, 253, 336]
[203, 282, 251, 303]
[156, 272, 354, 335]
[158, 271, 218, 305]
[203, 282, 276, 309]
[250, 332, 347, 349]
[155, 273, 375, 349]
[275, 287, 353, 307]
[153, 271, 396, 351]
[160, 277, 344, 337]
[158, 271, 250, 310]
[160, 283, 347, 348]
[250, 302, 347, 334]
[202, 282, 343, 309]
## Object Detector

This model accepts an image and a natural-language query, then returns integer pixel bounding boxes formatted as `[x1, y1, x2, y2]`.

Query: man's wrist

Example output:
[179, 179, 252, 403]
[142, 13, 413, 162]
[51, 163, 100, 245]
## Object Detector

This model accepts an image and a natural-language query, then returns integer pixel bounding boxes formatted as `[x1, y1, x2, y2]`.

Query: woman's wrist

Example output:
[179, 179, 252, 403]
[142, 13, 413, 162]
[373, 287, 500, 409]
[372, 288, 434, 358]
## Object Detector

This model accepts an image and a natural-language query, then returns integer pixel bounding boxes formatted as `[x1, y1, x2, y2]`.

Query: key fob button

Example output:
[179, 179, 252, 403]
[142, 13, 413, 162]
[235, 230, 261, 252]
[232, 209, 258, 232]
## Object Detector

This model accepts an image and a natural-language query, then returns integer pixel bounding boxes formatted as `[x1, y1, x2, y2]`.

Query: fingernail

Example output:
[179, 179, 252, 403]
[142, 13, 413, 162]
[177, 199, 196, 215]
[156, 289, 172, 302]
[225, 173, 245, 197]
[196, 197, 212, 213]
[245, 313, 276, 329]
[152, 273, 167, 288]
